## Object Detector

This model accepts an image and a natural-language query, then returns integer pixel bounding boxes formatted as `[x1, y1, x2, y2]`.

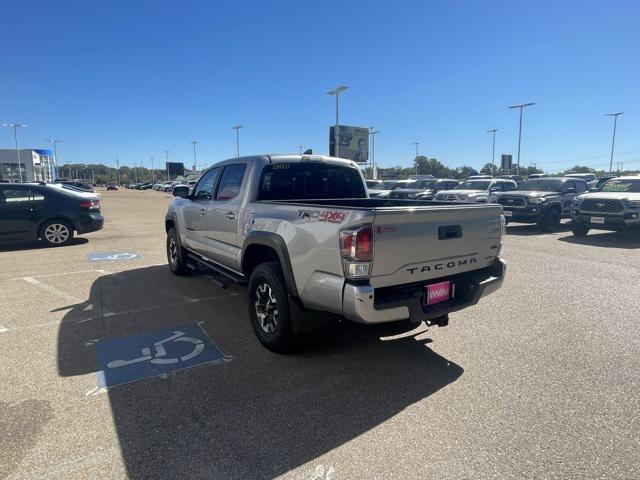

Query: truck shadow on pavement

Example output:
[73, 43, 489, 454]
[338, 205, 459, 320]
[57, 265, 463, 479]
[558, 230, 640, 249]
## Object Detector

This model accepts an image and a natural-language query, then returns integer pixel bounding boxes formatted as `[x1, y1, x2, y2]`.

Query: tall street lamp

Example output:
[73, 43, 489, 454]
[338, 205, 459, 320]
[2, 123, 27, 182]
[150, 156, 155, 183]
[232, 125, 243, 158]
[606, 112, 624, 173]
[298, 145, 304, 155]
[486, 129, 497, 172]
[369, 128, 379, 178]
[46, 138, 62, 181]
[326, 85, 349, 158]
[508, 102, 535, 174]
[191, 140, 198, 170]
[411, 142, 420, 175]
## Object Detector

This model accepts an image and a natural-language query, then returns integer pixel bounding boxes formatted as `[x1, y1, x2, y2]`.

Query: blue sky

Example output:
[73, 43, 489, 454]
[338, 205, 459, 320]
[1, 0, 639, 172]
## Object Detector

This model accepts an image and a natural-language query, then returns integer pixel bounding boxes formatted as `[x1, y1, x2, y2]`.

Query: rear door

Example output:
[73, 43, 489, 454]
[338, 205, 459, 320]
[182, 168, 221, 255]
[0, 186, 45, 241]
[562, 180, 577, 215]
[369, 204, 502, 288]
[205, 163, 247, 269]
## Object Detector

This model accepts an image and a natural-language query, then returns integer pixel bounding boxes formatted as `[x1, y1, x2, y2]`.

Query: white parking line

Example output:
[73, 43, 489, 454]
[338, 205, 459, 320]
[3, 269, 107, 282]
[0, 324, 9, 333]
[21, 277, 116, 317]
[22, 277, 83, 303]
[0, 293, 240, 333]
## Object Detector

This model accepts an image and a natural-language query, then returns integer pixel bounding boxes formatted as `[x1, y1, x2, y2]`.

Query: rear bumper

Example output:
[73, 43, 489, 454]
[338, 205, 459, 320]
[572, 213, 640, 231]
[76, 212, 104, 234]
[342, 258, 506, 324]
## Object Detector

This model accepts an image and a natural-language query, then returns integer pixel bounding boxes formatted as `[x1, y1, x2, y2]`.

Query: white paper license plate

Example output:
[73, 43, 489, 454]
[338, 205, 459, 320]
[590, 216, 605, 224]
[503, 210, 513, 217]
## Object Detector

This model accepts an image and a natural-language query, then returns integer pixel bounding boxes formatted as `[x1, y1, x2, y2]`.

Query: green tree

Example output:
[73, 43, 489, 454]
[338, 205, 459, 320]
[480, 163, 498, 176]
[454, 165, 479, 179]
[565, 165, 594, 174]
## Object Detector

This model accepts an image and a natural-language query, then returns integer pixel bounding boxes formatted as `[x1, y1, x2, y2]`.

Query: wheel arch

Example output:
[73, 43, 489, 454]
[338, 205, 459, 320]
[37, 216, 78, 237]
[242, 232, 299, 298]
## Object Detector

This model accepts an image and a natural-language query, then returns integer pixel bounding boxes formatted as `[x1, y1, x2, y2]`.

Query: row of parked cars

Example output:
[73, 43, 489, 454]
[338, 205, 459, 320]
[120, 180, 199, 192]
[368, 174, 640, 235]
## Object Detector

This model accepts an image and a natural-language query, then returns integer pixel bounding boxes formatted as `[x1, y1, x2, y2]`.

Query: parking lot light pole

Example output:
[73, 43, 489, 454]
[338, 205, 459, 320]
[150, 156, 155, 183]
[412, 142, 419, 175]
[508, 102, 535, 175]
[486, 129, 497, 172]
[298, 145, 304, 155]
[232, 125, 243, 158]
[606, 112, 624, 173]
[327, 85, 349, 158]
[369, 129, 379, 178]
[46, 139, 62, 181]
[191, 140, 198, 170]
[2, 123, 27, 182]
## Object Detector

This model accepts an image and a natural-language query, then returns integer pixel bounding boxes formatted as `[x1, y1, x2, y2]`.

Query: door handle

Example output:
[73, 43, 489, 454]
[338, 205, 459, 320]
[225, 212, 236, 220]
[199, 208, 207, 216]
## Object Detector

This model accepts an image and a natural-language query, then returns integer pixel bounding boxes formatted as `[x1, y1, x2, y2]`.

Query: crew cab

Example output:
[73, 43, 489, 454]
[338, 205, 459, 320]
[571, 176, 640, 236]
[165, 155, 506, 352]
[388, 179, 460, 200]
[434, 179, 517, 203]
[0, 183, 103, 246]
[495, 177, 588, 232]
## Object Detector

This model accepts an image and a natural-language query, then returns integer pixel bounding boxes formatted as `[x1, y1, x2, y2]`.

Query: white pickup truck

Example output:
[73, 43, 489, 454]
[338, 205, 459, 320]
[165, 155, 506, 351]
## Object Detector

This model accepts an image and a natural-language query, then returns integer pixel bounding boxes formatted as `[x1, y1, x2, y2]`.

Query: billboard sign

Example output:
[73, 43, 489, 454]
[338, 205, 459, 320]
[329, 125, 369, 163]
[166, 162, 185, 179]
[501, 154, 513, 172]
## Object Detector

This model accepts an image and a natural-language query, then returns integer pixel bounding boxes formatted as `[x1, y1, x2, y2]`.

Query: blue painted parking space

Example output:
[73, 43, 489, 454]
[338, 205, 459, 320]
[95, 324, 228, 388]
[88, 251, 143, 262]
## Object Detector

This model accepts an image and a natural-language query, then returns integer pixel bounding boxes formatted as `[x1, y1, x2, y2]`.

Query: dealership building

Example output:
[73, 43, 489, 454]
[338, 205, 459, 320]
[0, 148, 56, 182]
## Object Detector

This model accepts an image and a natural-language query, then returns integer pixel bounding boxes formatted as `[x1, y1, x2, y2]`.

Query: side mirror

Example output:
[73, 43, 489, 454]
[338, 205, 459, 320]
[589, 187, 597, 192]
[173, 185, 190, 198]
[490, 186, 501, 192]
[564, 187, 576, 194]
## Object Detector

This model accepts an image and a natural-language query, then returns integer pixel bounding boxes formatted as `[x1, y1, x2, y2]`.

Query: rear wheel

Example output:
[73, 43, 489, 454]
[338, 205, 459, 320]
[571, 223, 590, 236]
[247, 261, 296, 353]
[40, 220, 74, 247]
[167, 227, 190, 275]
[538, 209, 561, 232]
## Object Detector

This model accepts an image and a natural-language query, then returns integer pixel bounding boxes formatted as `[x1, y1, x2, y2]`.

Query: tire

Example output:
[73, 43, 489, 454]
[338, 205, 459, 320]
[166, 227, 191, 276]
[538, 209, 561, 232]
[571, 223, 590, 236]
[40, 219, 74, 247]
[247, 261, 296, 353]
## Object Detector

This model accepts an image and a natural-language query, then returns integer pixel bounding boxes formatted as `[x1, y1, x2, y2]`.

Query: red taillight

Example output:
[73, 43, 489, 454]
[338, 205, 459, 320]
[80, 200, 100, 210]
[340, 226, 373, 261]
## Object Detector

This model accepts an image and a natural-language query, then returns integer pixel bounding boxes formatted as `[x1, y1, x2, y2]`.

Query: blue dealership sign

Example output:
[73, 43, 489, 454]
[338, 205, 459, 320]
[95, 324, 229, 388]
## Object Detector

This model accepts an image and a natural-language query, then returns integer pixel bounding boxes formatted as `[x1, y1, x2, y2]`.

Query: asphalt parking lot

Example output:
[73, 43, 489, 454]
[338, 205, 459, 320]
[1, 189, 639, 480]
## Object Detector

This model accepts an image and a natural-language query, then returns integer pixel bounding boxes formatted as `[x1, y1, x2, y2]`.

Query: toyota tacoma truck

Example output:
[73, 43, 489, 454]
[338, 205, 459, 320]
[165, 155, 506, 352]
[571, 176, 640, 236]
[434, 178, 517, 203]
[495, 177, 588, 232]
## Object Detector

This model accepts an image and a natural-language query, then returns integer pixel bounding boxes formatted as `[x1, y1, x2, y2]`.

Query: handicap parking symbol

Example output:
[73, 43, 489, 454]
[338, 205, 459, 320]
[95, 324, 229, 388]
[88, 251, 143, 262]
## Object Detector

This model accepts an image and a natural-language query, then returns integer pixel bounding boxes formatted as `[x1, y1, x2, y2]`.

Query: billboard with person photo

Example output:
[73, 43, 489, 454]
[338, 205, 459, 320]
[329, 125, 369, 163]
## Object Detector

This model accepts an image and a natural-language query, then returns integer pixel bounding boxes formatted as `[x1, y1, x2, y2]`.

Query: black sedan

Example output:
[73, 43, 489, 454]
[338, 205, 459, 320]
[0, 183, 104, 247]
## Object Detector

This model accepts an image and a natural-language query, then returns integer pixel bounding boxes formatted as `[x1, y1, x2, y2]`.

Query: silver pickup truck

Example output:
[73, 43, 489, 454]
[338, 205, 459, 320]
[165, 155, 506, 351]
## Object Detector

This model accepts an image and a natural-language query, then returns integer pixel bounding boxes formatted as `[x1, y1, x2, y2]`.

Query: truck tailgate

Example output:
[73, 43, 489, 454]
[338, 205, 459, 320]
[370, 204, 503, 288]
